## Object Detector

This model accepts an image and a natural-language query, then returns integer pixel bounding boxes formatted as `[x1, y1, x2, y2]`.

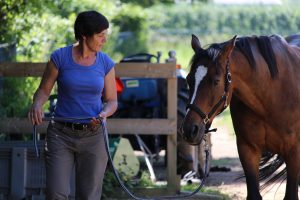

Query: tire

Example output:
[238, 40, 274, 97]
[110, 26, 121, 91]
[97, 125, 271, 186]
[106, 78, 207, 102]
[177, 89, 212, 178]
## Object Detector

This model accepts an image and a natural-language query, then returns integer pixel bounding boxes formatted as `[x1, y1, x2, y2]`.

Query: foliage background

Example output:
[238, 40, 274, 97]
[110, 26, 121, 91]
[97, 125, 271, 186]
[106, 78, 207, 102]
[1, 0, 300, 117]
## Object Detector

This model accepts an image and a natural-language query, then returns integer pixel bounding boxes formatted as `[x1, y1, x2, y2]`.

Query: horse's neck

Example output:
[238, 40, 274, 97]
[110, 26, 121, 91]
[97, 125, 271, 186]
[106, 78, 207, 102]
[230, 52, 264, 115]
[231, 73, 267, 117]
[230, 50, 300, 122]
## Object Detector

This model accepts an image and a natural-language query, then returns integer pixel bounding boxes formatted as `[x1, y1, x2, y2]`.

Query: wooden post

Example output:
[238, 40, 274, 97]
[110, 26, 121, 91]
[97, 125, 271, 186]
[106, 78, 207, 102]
[167, 76, 180, 192]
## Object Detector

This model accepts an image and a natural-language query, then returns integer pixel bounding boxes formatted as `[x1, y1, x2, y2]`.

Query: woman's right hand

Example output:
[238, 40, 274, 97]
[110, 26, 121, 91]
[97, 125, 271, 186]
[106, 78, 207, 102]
[28, 104, 44, 125]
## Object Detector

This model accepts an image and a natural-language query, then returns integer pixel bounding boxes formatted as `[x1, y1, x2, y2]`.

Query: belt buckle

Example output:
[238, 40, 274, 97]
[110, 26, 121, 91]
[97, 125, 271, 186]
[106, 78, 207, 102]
[71, 123, 82, 131]
[70, 123, 88, 131]
[82, 124, 88, 131]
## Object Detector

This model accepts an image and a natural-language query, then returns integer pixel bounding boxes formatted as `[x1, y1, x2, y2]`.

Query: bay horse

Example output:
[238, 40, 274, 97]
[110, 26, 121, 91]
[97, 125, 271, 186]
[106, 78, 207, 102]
[181, 34, 300, 200]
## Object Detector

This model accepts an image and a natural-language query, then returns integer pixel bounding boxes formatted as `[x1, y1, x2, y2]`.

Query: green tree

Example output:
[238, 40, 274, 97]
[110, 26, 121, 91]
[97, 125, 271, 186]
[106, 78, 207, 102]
[112, 4, 149, 56]
[0, 0, 120, 117]
[1, 0, 32, 43]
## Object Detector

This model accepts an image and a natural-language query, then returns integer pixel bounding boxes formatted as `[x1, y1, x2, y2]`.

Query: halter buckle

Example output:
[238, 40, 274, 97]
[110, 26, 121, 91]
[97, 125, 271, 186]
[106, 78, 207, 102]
[227, 72, 232, 83]
[203, 116, 210, 124]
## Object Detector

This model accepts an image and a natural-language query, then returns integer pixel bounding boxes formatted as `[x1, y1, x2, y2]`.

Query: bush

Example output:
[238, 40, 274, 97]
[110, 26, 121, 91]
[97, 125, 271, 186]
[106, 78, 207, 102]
[147, 3, 300, 67]
[149, 3, 300, 36]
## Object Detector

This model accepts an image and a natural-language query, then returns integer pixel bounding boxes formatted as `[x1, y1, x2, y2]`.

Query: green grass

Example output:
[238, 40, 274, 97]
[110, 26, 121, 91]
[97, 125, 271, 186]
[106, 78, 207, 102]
[181, 183, 231, 199]
[211, 158, 232, 166]
[104, 169, 230, 198]
[148, 36, 193, 70]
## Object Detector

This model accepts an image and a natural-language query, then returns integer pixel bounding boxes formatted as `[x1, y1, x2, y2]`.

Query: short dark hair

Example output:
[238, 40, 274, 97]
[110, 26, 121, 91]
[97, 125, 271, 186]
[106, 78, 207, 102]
[74, 10, 109, 41]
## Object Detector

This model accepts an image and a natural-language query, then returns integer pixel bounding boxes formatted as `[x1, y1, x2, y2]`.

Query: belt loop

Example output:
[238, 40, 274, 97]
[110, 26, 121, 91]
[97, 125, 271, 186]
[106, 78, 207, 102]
[83, 124, 88, 131]
[71, 123, 75, 131]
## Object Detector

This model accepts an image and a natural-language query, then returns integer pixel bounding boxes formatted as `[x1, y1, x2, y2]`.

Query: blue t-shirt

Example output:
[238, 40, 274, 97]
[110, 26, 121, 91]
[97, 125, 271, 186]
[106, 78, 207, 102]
[50, 45, 115, 122]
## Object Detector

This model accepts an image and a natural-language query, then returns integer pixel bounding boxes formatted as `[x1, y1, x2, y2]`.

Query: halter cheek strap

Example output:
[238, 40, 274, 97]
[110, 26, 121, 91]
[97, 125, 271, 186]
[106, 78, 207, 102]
[187, 58, 231, 125]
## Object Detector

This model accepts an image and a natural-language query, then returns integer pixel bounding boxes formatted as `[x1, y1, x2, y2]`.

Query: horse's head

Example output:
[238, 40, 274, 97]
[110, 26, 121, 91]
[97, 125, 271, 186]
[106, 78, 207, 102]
[181, 35, 237, 145]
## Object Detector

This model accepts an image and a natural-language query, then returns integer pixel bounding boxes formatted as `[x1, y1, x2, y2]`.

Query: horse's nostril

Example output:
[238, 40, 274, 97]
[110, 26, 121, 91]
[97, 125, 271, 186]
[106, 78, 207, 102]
[191, 124, 199, 138]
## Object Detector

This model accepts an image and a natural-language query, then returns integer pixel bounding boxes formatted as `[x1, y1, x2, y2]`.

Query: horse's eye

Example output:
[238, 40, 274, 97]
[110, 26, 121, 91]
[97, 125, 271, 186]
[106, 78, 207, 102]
[213, 78, 220, 86]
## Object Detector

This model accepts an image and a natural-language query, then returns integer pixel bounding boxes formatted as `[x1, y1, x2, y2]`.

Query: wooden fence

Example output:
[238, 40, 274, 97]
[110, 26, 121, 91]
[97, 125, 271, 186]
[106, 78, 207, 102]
[0, 62, 180, 192]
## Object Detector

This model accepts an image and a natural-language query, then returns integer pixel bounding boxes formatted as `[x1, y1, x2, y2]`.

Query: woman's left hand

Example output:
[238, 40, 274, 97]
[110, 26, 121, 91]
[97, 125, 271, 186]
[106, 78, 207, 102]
[99, 112, 107, 122]
[91, 112, 107, 126]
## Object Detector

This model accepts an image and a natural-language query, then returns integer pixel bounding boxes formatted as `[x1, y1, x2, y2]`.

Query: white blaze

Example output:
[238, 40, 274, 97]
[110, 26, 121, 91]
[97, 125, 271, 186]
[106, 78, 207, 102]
[187, 65, 208, 114]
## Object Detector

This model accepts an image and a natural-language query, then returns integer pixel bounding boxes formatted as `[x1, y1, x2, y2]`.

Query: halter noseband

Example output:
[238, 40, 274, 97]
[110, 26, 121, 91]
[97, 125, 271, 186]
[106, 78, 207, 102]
[187, 58, 231, 125]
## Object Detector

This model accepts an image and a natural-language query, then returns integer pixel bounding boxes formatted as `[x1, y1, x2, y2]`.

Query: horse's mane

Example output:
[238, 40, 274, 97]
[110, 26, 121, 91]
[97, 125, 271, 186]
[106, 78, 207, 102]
[190, 36, 279, 79]
[236, 36, 279, 79]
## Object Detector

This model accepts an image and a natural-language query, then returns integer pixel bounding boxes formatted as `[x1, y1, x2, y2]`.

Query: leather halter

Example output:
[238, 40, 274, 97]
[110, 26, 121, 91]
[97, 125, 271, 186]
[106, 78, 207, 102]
[187, 58, 231, 125]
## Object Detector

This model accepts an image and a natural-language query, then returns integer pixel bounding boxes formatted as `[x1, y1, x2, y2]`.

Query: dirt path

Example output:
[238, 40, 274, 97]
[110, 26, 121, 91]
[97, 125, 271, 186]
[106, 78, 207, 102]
[206, 119, 295, 200]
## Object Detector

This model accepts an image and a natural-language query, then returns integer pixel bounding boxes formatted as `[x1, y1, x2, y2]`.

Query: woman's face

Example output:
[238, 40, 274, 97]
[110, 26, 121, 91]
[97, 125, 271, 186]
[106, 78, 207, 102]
[84, 29, 108, 52]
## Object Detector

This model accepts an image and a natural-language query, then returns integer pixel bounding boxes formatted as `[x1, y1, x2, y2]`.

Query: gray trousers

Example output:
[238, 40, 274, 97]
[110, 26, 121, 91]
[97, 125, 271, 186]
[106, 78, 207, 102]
[45, 122, 108, 200]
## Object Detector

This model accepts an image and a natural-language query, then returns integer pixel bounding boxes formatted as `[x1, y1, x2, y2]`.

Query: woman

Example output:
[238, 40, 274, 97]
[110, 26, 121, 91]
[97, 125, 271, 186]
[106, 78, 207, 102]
[28, 10, 117, 199]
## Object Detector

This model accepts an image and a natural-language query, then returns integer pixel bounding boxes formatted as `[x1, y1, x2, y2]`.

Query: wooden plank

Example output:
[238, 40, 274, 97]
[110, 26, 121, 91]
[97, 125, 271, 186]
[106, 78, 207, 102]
[0, 62, 46, 77]
[107, 119, 176, 134]
[0, 62, 176, 78]
[115, 63, 176, 78]
[0, 118, 176, 135]
[167, 78, 177, 119]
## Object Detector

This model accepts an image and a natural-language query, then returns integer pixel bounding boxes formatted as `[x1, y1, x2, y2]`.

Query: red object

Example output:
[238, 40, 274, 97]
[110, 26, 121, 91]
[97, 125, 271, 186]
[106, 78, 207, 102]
[115, 77, 124, 95]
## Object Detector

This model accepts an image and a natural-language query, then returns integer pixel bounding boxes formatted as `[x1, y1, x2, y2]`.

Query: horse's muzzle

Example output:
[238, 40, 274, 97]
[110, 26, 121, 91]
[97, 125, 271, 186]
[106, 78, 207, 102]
[181, 123, 205, 145]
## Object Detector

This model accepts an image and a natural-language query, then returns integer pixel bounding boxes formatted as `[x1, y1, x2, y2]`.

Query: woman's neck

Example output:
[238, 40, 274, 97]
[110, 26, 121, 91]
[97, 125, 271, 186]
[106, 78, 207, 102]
[72, 43, 96, 66]
[74, 42, 96, 58]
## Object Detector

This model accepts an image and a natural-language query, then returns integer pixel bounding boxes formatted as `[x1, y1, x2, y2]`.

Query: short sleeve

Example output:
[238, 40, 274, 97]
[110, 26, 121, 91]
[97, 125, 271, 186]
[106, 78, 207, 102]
[101, 53, 115, 75]
[50, 48, 62, 70]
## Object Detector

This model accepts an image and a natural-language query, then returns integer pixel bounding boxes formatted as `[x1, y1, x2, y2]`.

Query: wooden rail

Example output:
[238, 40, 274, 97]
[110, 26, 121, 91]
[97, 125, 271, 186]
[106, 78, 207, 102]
[0, 62, 180, 191]
[0, 62, 176, 78]
[0, 118, 176, 135]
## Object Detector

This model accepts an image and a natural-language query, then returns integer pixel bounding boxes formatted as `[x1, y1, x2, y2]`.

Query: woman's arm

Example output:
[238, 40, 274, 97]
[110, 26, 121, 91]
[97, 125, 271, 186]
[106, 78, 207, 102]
[100, 67, 118, 119]
[91, 67, 118, 126]
[28, 60, 58, 125]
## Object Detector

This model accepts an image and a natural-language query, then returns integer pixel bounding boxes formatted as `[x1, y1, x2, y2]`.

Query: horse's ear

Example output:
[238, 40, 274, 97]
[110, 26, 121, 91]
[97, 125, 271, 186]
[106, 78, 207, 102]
[219, 35, 237, 61]
[191, 34, 202, 53]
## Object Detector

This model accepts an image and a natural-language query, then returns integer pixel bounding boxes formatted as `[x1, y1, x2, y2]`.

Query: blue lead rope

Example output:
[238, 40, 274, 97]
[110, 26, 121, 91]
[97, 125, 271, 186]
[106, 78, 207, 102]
[101, 119, 210, 200]
[33, 124, 39, 157]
